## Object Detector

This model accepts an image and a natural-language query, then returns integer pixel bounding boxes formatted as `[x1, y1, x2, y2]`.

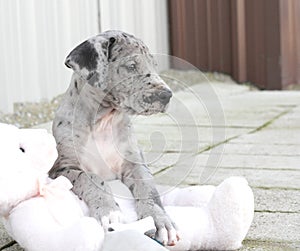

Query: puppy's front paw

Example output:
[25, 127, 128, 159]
[101, 210, 124, 231]
[89, 196, 123, 230]
[154, 208, 179, 246]
[140, 204, 180, 246]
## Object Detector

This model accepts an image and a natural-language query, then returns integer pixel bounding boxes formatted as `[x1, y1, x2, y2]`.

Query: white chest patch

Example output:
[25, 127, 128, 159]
[79, 112, 124, 180]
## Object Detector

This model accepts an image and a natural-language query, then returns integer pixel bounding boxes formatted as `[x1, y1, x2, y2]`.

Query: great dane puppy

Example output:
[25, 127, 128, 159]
[49, 30, 178, 246]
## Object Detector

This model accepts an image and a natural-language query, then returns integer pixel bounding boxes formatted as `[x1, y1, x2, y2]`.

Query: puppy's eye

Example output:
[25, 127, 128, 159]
[127, 63, 136, 72]
[19, 147, 25, 153]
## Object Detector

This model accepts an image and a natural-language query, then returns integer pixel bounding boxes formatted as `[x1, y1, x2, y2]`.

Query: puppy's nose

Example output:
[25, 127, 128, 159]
[158, 89, 172, 105]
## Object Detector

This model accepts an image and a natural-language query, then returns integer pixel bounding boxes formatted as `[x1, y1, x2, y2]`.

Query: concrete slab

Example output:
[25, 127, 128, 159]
[135, 125, 251, 153]
[0, 221, 22, 251]
[232, 129, 300, 145]
[248, 212, 300, 243]
[155, 165, 300, 190]
[175, 81, 252, 97]
[135, 96, 295, 129]
[222, 91, 300, 107]
[198, 154, 300, 170]
[208, 143, 300, 156]
[269, 107, 300, 129]
[201, 168, 300, 190]
[253, 188, 300, 213]
[241, 240, 300, 251]
[145, 152, 192, 173]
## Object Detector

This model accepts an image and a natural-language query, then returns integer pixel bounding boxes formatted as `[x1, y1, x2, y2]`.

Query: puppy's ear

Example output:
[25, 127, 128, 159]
[64, 36, 116, 86]
[65, 40, 101, 74]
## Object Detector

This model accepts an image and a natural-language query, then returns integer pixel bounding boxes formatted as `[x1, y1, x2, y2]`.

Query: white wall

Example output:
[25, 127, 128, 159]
[100, 0, 169, 54]
[0, 0, 169, 113]
[99, 0, 170, 70]
[0, 0, 99, 112]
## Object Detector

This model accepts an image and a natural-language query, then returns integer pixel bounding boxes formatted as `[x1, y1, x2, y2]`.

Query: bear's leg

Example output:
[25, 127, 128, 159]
[158, 185, 216, 207]
[207, 177, 254, 250]
[5, 198, 104, 251]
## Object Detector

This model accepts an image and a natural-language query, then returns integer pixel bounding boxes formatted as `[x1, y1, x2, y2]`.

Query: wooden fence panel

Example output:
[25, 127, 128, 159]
[168, 0, 232, 73]
[169, 0, 300, 89]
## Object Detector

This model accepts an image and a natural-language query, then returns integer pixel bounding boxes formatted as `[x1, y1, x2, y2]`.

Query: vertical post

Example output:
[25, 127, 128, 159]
[295, 0, 300, 85]
[264, 0, 282, 90]
[279, 0, 295, 88]
[231, 0, 246, 82]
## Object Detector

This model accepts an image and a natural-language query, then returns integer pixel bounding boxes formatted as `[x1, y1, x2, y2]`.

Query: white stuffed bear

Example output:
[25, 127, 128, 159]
[0, 123, 254, 251]
[0, 123, 105, 251]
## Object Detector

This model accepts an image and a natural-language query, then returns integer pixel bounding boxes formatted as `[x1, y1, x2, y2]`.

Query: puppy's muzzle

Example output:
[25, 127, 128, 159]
[143, 89, 172, 105]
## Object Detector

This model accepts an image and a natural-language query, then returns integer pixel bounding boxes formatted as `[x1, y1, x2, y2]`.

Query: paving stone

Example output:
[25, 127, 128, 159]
[0, 222, 23, 251]
[135, 96, 293, 129]
[253, 188, 300, 213]
[232, 129, 300, 145]
[138, 139, 211, 154]
[175, 81, 252, 97]
[146, 152, 192, 173]
[154, 165, 300, 190]
[135, 125, 251, 153]
[241, 240, 300, 251]
[221, 113, 280, 128]
[223, 91, 300, 107]
[269, 107, 300, 129]
[247, 212, 300, 243]
[209, 143, 300, 156]
[200, 168, 300, 189]
[0, 222, 13, 245]
[198, 153, 300, 170]
[0, 243, 23, 251]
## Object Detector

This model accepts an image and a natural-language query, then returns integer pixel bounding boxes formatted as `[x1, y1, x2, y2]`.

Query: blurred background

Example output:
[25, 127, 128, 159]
[0, 0, 299, 113]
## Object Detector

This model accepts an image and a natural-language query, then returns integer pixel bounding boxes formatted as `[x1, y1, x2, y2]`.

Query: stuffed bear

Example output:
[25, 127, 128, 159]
[0, 123, 254, 251]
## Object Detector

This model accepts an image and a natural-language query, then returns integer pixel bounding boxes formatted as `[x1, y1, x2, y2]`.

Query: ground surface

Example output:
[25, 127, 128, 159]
[1, 72, 299, 250]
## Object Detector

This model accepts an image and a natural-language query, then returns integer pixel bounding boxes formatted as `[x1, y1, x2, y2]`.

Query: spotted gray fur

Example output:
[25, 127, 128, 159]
[49, 30, 178, 246]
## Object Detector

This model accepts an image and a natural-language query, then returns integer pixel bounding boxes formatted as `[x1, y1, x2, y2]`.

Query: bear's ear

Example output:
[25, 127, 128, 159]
[64, 35, 117, 86]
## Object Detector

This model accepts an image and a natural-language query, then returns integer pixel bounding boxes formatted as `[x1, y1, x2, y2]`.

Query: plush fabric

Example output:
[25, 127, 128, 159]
[0, 123, 254, 251]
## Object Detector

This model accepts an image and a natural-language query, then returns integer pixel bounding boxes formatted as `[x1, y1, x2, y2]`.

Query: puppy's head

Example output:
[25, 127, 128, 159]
[65, 30, 172, 115]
